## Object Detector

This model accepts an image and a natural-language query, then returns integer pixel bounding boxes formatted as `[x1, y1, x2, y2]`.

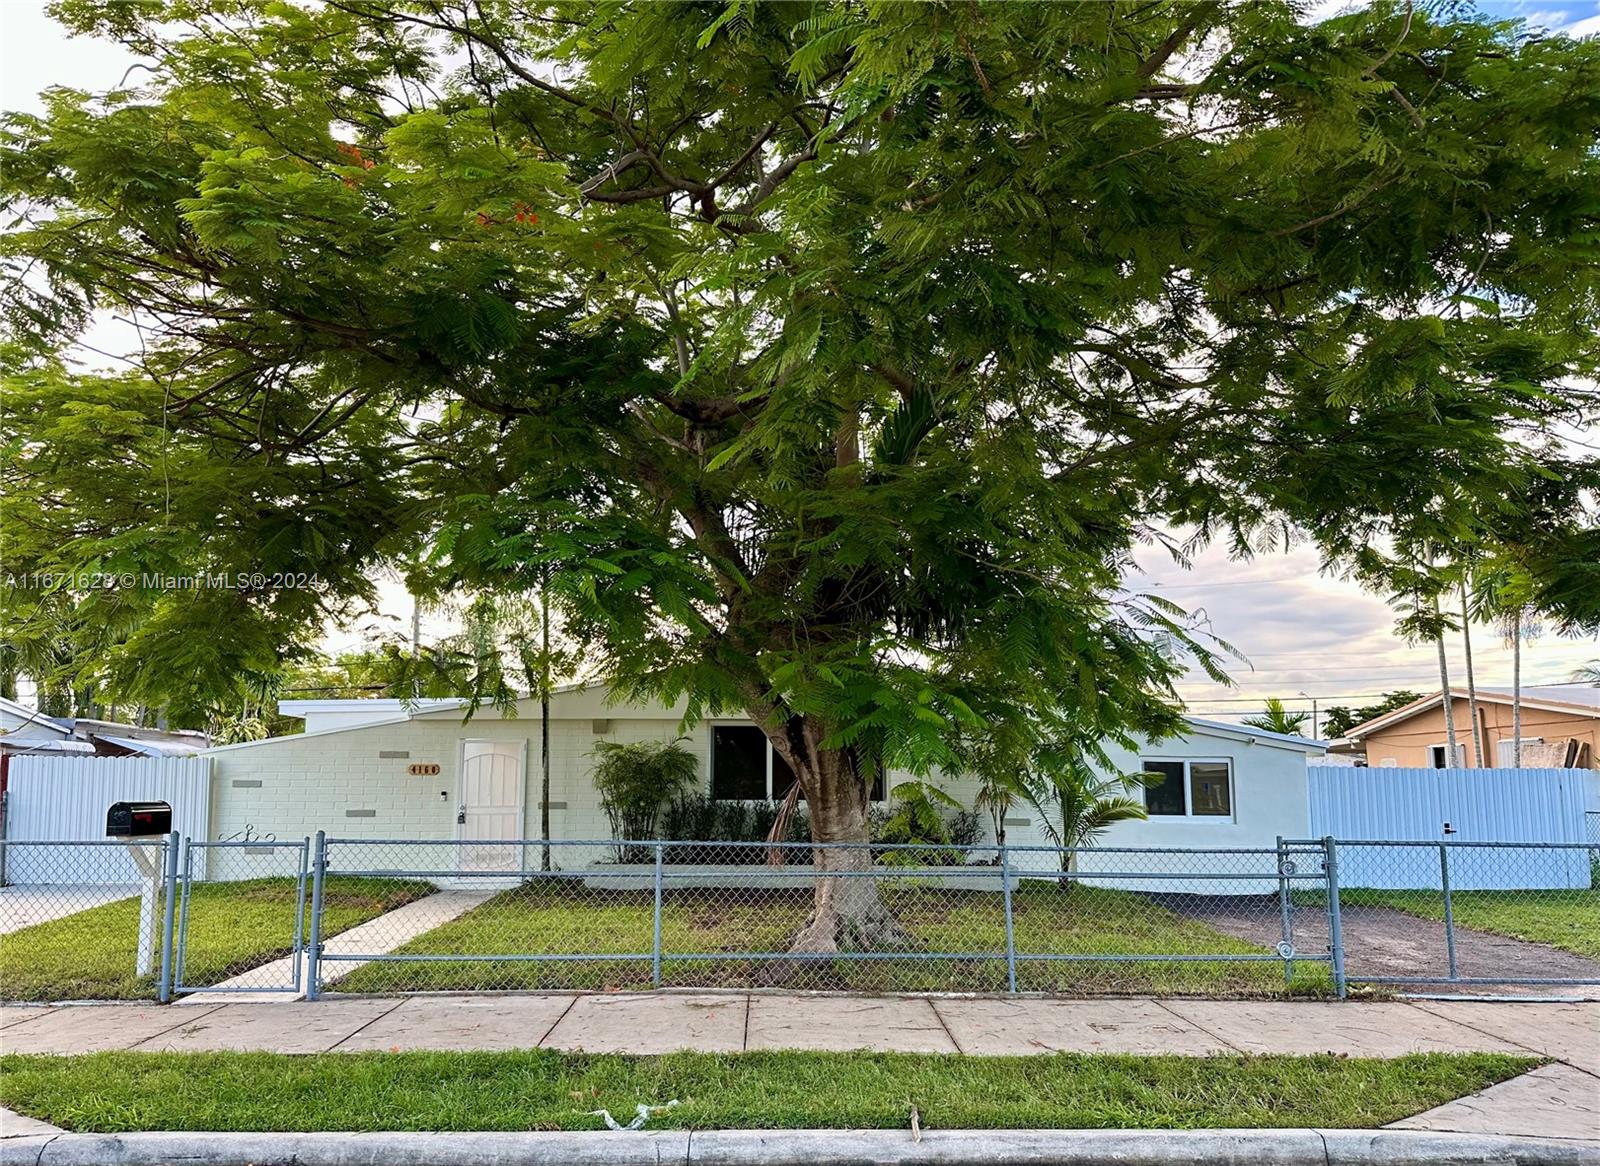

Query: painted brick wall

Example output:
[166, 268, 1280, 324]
[206, 714, 701, 846]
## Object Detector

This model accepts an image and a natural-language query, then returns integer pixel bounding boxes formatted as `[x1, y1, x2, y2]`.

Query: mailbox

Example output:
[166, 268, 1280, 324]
[106, 801, 172, 837]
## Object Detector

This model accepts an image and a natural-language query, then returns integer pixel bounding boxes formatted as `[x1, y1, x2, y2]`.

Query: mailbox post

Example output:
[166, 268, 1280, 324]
[106, 802, 173, 979]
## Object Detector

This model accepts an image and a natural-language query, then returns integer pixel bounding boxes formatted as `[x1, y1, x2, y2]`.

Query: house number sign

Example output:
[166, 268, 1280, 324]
[408, 762, 441, 776]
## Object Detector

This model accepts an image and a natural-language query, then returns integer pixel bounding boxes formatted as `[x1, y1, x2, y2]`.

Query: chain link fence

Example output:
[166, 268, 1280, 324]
[0, 836, 178, 1001]
[1303, 839, 1599, 995]
[309, 837, 1338, 998]
[4, 834, 1594, 1002]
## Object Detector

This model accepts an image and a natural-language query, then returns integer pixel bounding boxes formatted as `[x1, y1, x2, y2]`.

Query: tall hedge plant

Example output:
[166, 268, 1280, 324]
[590, 738, 698, 862]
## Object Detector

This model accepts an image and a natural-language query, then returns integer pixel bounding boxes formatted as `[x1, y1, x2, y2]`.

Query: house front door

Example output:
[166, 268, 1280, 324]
[458, 739, 526, 873]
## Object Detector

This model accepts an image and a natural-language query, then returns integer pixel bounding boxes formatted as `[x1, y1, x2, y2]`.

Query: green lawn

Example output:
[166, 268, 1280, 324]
[0, 1049, 1536, 1132]
[332, 880, 1328, 996]
[1339, 888, 1600, 960]
[0, 877, 431, 1002]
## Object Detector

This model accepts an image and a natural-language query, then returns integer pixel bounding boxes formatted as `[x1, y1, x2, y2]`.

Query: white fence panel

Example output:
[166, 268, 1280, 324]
[1308, 766, 1590, 889]
[3, 756, 211, 883]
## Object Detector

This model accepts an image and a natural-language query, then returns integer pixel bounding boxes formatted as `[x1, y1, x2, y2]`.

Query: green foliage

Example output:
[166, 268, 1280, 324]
[1322, 691, 1423, 738]
[1241, 698, 1311, 737]
[589, 738, 699, 857]
[659, 794, 811, 862]
[2, 0, 1597, 839]
[872, 781, 982, 864]
[1027, 760, 1150, 864]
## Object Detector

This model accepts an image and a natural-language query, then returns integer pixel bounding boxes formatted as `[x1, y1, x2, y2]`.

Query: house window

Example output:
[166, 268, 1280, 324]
[711, 726, 769, 800]
[1141, 759, 1233, 819]
[1429, 744, 1466, 768]
[710, 725, 882, 801]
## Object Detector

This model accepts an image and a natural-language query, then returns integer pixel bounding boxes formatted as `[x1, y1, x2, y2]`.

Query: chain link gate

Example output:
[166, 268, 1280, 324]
[1313, 839, 1599, 998]
[174, 837, 311, 995]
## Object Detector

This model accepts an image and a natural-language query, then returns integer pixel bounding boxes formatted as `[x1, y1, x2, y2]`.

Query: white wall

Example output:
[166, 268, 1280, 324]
[207, 706, 1313, 882]
[3, 755, 211, 883]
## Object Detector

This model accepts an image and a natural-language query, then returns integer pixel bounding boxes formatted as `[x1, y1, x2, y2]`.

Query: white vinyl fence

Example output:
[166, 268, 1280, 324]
[1307, 765, 1591, 890]
[2, 755, 210, 883]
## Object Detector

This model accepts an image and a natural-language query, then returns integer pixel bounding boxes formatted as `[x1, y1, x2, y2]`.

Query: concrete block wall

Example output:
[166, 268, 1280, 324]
[207, 714, 697, 848]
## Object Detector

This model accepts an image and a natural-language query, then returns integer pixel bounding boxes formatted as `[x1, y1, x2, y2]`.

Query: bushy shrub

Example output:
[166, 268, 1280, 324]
[659, 793, 810, 864]
[871, 781, 983, 865]
[589, 738, 698, 862]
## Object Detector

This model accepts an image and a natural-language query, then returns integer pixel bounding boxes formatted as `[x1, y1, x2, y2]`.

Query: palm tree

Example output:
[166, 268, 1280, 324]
[1432, 591, 1460, 766]
[1028, 762, 1149, 879]
[974, 776, 1017, 850]
[1459, 577, 1482, 767]
[1572, 661, 1600, 686]
[1242, 697, 1310, 736]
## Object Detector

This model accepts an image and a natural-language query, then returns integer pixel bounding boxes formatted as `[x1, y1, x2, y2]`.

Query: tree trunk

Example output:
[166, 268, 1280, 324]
[1460, 579, 1481, 767]
[1512, 609, 1523, 768]
[765, 718, 910, 953]
[1434, 596, 1458, 765]
[540, 587, 551, 872]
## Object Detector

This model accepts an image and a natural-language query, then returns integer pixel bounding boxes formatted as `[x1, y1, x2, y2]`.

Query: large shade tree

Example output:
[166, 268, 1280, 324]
[4, 1, 1598, 950]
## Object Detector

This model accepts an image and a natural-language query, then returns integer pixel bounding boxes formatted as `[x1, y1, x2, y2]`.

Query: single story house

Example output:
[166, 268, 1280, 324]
[201, 686, 1324, 872]
[1342, 685, 1599, 770]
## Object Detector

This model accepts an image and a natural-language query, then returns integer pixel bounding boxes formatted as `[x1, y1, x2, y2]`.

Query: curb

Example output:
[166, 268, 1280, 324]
[2, 1128, 1596, 1166]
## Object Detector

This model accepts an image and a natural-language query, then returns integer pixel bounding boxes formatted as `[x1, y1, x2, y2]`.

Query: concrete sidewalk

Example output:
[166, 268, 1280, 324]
[1, 993, 1592, 1062]
[2, 995, 1595, 1141]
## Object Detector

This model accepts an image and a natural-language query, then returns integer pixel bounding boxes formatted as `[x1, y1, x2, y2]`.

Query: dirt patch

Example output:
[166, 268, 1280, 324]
[1155, 893, 1600, 998]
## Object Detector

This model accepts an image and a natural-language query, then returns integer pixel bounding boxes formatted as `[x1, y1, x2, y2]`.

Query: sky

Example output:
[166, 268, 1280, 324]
[2, 0, 1597, 724]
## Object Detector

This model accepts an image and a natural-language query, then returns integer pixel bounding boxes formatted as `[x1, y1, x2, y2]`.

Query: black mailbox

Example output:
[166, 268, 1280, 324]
[106, 801, 172, 837]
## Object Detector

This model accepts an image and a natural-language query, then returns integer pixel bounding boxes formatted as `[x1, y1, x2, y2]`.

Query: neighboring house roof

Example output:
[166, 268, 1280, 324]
[0, 737, 97, 755]
[89, 733, 204, 757]
[1343, 686, 1600, 739]
[0, 695, 73, 739]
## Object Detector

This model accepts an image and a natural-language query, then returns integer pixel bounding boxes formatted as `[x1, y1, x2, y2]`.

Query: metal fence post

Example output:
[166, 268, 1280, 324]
[157, 831, 181, 1003]
[305, 830, 327, 1001]
[1439, 842, 1459, 980]
[1276, 835, 1295, 985]
[1322, 836, 1346, 999]
[651, 841, 664, 989]
[1000, 844, 1018, 994]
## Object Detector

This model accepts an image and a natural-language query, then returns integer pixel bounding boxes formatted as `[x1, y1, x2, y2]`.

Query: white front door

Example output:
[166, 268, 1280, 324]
[458, 739, 526, 873]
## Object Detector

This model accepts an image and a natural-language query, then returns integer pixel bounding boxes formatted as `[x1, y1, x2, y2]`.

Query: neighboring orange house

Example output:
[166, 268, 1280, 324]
[1343, 685, 1599, 769]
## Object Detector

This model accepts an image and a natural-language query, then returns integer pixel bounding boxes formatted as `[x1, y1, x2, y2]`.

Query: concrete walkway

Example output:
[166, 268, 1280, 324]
[173, 889, 492, 1004]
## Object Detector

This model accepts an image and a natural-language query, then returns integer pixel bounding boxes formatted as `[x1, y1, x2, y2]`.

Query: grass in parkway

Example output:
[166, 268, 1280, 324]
[331, 881, 1330, 996]
[0, 877, 431, 1001]
[0, 1049, 1538, 1132]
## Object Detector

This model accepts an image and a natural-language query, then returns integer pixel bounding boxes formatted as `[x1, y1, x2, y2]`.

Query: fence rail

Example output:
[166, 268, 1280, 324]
[2, 835, 1595, 1003]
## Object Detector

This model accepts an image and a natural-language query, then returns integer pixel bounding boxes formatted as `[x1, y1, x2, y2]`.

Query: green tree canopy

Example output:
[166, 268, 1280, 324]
[1322, 690, 1424, 739]
[3, 0, 1598, 946]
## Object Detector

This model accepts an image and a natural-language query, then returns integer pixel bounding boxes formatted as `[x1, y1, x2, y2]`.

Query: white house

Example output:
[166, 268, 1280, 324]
[201, 686, 1324, 868]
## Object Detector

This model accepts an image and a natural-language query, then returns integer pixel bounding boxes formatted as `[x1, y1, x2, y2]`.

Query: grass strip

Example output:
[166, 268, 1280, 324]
[0, 1049, 1536, 1132]
[334, 881, 1328, 996]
